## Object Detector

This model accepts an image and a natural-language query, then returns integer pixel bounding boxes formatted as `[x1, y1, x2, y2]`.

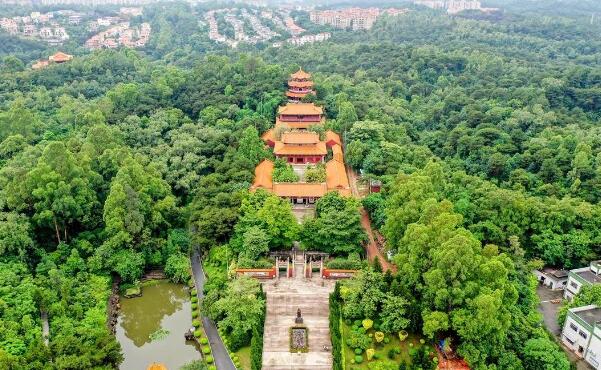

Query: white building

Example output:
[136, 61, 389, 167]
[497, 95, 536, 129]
[565, 261, 601, 300]
[534, 267, 568, 290]
[562, 305, 601, 368]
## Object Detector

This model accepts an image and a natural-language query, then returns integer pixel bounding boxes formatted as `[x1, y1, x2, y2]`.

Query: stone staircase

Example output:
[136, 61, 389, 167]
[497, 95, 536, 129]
[262, 290, 332, 370]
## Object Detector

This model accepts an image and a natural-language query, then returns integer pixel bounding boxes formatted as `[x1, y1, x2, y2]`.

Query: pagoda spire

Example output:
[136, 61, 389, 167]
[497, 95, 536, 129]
[287, 68, 315, 103]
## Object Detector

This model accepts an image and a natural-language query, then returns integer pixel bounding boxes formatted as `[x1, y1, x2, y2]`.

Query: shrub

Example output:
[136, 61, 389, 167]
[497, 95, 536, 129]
[375, 332, 384, 343]
[420, 339, 425, 344]
[345, 319, 352, 326]
[191, 303, 198, 310]
[354, 348, 363, 355]
[191, 296, 198, 303]
[383, 337, 390, 344]
[200, 337, 209, 345]
[373, 353, 380, 360]
[194, 330, 202, 338]
[202, 346, 211, 355]
[387, 349, 396, 359]
[165, 253, 191, 283]
[191, 289, 197, 296]
[192, 310, 199, 318]
[398, 330, 408, 341]
[362, 319, 373, 330]
[394, 348, 401, 354]
[205, 355, 214, 364]
[192, 319, 200, 328]
[354, 355, 363, 364]
[208, 366, 217, 370]
[354, 320, 362, 327]
[366, 348, 375, 361]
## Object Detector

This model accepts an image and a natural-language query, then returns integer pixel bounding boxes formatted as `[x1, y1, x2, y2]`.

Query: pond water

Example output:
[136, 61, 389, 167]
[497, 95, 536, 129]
[116, 281, 200, 370]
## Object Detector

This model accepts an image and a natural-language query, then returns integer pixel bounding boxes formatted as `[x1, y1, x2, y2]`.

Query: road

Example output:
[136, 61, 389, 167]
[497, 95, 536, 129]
[191, 251, 236, 370]
[346, 164, 396, 272]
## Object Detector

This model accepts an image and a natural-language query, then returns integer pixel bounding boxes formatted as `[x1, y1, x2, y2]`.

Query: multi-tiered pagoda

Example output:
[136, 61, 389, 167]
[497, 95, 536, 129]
[251, 69, 351, 205]
[286, 68, 316, 103]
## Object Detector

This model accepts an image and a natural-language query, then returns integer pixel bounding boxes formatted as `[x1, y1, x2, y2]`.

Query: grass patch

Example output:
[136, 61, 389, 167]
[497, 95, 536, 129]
[234, 346, 251, 370]
[341, 322, 424, 369]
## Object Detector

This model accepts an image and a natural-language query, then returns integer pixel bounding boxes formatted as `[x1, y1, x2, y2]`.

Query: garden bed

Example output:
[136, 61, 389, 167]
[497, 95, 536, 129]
[341, 322, 435, 369]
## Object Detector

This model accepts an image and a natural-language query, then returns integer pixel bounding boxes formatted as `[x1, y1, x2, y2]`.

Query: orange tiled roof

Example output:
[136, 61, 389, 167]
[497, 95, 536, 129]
[288, 80, 314, 88]
[147, 364, 167, 370]
[251, 159, 274, 190]
[261, 128, 276, 143]
[281, 131, 320, 145]
[290, 68, 311, 80]
[286, 91, 310, 98]
[32, 60, 49, 70]
[278, 103, 323, 116]
[274, 141, 327, 156]
[49, 52, 73, 63]
[332, 144, 344, 162]
[276, 117, 326, 129]
[326, 158, 350, 191]
[273, 183, 327, 197]
[326, 130, 342, 146]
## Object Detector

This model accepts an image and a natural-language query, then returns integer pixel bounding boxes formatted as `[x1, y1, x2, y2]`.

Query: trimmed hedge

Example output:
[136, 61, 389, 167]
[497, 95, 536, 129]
[330, 282, 343, 370]
[205, 355, 214, 364]
[202, 346, 211, 355]
[250, 284, 267, 370]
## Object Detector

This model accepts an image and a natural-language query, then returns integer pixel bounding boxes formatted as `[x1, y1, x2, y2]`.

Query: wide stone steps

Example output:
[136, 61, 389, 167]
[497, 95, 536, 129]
[262, 282, 333, 370]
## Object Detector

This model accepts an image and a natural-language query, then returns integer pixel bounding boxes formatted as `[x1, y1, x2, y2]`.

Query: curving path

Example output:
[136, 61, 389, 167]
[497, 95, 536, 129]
[191, 251, 236, 370]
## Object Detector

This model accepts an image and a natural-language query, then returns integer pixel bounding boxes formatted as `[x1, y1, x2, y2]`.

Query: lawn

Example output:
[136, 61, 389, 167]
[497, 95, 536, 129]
[234, 346, 251, 370]
[341, 322, 434, 369]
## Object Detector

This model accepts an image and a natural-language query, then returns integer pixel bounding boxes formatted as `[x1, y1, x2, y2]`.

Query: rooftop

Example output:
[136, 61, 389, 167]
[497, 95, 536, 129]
[288, 80, 314, 88]
[273, 182, 327, 198]
[251, 159, 274, 190]
[281, 131, 320, 145]
[274, 141, 327, 156]
[290, 68, 311, 80]
[49, 51, 73, 62]
[326, 158, 350, 193]
[326, 131, 342, 146]
[572, 305, 601, 327]
[574, 269, 601, 285]
[541, 267, 568, 279]
[278, 103, 323, 116]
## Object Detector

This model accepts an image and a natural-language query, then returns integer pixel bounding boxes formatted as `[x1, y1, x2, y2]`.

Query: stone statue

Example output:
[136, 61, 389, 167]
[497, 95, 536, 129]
[295, 308, 303, 324]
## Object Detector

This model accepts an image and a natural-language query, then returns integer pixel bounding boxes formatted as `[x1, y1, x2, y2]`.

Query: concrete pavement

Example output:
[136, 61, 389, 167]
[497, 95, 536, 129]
[191, 251, 236, 370]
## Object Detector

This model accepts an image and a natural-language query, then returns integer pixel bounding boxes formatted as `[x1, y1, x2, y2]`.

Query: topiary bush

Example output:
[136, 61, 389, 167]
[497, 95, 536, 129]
[354, 348, 363, 355]
[383, 337, 390, 344]
[387, 348, 396, 359]
[205, 355, 214, 364]
[354, 355, 363, 364]
[202, 346, 211, 355]
[208, 366, 217, 370]
[200, 337, 209, 345]
[191, 289, 197, 296]
[194, 330, 202, 338]
[192, 310, 199, 318]
[191, 303, 198, 310]
[191, 296, 198, 303]
[192, 319, 200, 328]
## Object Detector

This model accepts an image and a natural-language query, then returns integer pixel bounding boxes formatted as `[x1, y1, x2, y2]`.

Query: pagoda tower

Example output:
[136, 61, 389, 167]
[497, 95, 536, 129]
[286, 68, 316, 103]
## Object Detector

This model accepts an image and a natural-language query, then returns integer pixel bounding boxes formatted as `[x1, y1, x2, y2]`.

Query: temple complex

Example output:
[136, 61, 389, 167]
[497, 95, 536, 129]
[286, 68, 316, 102]
[251, 69, 351, 205]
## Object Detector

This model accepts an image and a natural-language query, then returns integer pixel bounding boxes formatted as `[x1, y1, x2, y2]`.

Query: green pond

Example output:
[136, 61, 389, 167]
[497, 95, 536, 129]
[116, 281, 200, 370]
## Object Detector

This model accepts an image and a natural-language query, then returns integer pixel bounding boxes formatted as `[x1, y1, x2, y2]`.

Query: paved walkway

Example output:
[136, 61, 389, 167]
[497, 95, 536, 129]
[191, 251, 236, 370]
[261, 271, 334, 370]
[360, 208, 396, 272]
[41, 310, 49, 346]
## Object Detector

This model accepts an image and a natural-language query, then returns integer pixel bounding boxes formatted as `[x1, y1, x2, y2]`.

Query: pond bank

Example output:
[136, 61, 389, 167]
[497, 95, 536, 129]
[116, 280, 200, 369]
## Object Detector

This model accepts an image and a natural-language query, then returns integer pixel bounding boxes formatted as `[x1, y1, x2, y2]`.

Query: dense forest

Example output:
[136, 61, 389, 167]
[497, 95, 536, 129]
[0, 0, 600, 369]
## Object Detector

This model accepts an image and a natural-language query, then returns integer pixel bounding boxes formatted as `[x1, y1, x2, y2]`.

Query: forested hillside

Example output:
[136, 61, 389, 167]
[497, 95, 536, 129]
[0, 2, 599, 369]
